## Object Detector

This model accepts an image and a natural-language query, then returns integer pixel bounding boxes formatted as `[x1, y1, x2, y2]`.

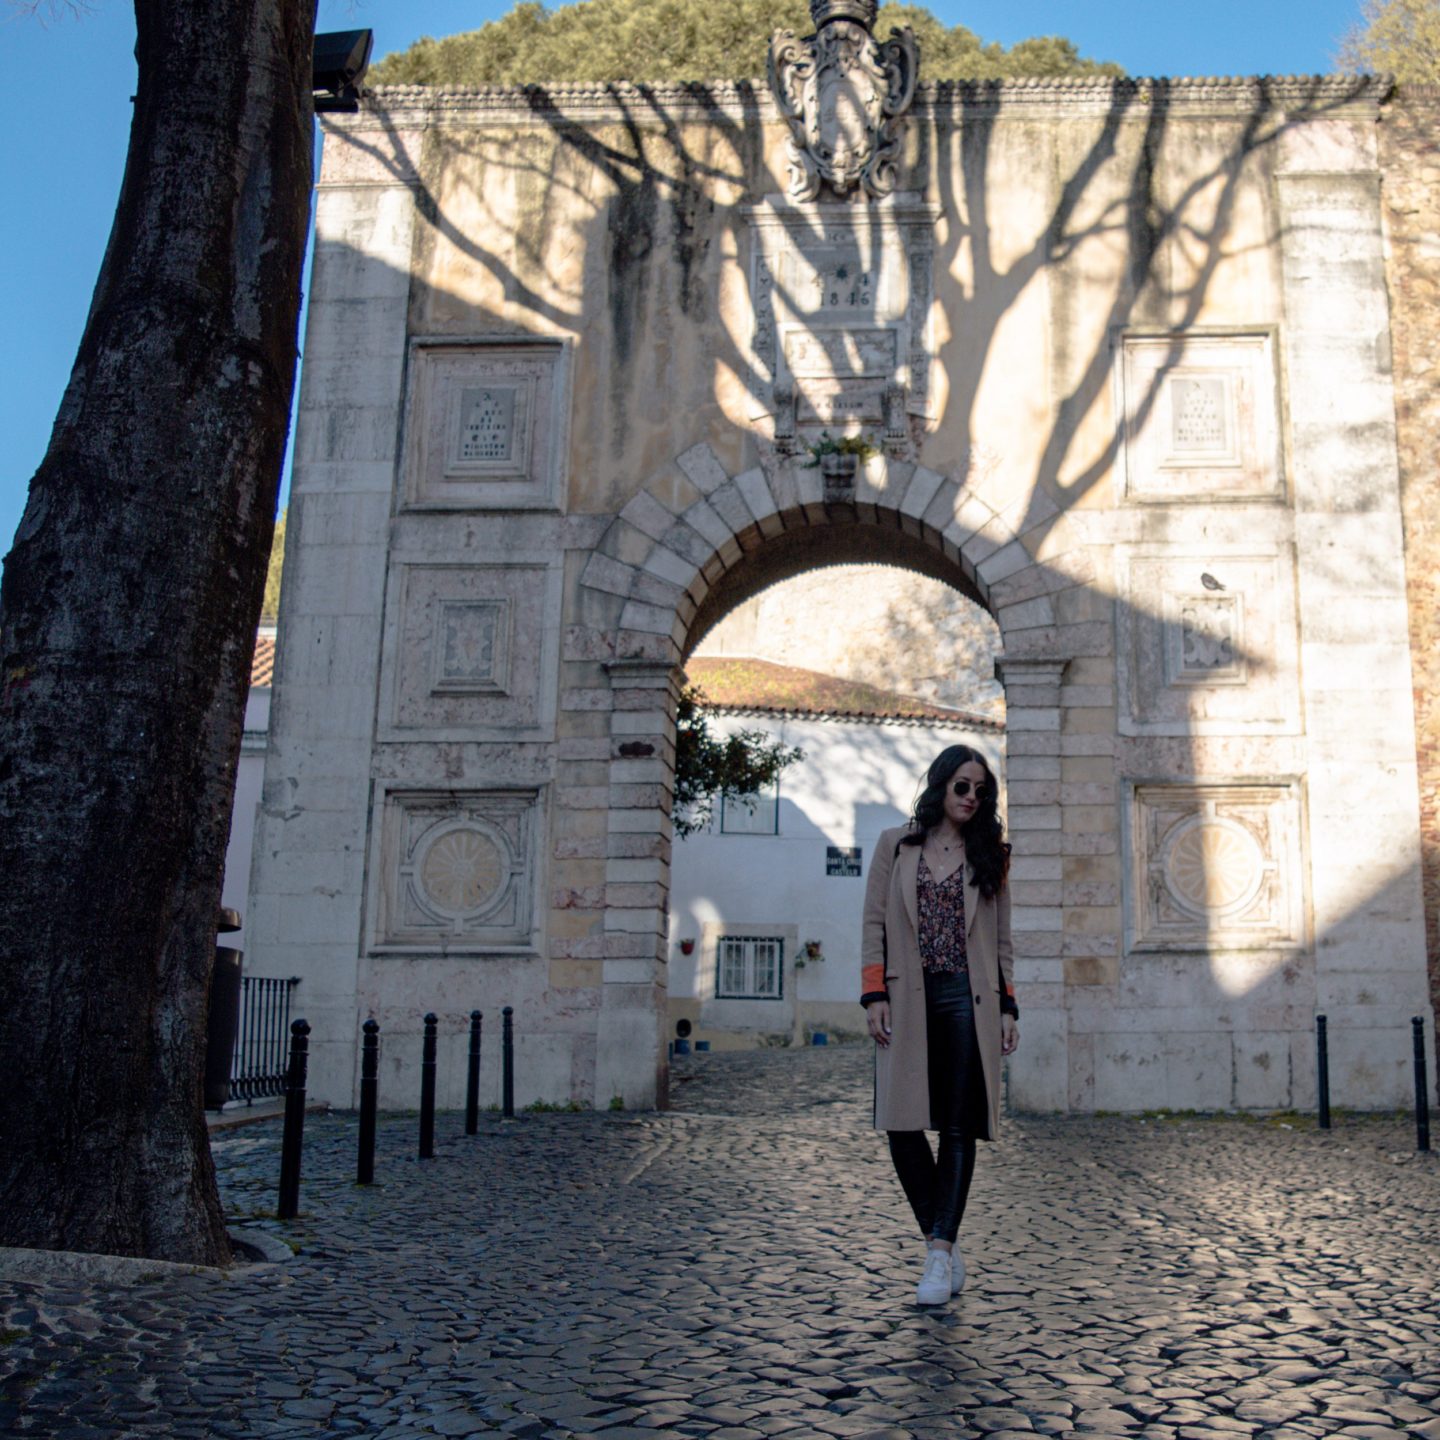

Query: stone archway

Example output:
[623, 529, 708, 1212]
[574, 441, 1093, 1108]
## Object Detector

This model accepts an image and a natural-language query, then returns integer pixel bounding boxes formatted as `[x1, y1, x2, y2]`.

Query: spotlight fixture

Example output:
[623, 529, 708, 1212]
[313, 29, 373, 114]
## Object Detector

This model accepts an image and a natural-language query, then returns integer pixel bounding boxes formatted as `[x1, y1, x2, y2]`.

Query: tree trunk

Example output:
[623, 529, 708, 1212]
[0, 0, 315, 1263]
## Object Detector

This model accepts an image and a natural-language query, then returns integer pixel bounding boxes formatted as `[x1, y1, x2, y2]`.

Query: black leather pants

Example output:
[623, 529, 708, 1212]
[886, 968, 983, 1245]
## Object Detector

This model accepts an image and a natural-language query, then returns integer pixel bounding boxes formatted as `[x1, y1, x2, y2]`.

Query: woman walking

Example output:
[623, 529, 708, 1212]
[861, 744, 1019, 1305]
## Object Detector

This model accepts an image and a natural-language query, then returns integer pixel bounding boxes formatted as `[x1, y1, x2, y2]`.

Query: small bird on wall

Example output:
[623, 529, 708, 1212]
[1200, 572, 1226, 591]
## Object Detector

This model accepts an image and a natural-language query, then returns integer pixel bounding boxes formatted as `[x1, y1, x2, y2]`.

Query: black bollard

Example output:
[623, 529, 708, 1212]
[419, 1013, 438, 1160]
[1414, 1016, 1431, 1153]
[357, 1019, 379, 1185]
[465, 1010, 482, 1136]
[277, 1018, 311, 1220]
[502, 1005, 515, 1119]
[1316, 1014, 1331, 1130]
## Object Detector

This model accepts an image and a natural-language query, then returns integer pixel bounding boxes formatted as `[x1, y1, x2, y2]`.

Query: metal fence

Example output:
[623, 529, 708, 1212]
[230, 976, 301, 1103]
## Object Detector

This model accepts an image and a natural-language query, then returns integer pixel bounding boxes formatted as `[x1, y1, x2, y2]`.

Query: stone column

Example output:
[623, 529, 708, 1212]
[595, 659, 680, 1109]
[996, 658, 1071, 1112]
[245, 129, 421, 1106]
[1277, 162, 1433, 1104]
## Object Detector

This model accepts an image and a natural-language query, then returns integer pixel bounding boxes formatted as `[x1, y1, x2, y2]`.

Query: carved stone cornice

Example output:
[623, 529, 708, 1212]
[356, 74, 1395, 129]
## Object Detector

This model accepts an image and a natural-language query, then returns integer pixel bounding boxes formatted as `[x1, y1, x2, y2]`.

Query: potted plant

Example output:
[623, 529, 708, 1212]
[801, 430, 878, 481]
[796, 939, 824, 969]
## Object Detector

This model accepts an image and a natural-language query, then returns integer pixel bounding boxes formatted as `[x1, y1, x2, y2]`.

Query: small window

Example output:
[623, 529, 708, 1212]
[720, 783, 779, 835]
[715, 935, 784, 1000]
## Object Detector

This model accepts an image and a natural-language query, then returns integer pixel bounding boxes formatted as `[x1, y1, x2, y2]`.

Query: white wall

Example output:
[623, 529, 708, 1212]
[667, 711, 1004, 1038]
[696, 566, 1004, 718]
[220, 685, 270, 956]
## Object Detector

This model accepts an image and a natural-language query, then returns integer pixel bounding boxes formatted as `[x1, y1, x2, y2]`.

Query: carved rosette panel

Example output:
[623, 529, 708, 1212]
[377, 790, 539, 950]
[1127, 783, 1303, 953]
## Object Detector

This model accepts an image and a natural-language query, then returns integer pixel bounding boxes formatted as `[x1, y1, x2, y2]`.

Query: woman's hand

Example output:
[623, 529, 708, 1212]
[1001, 1014, 1019, 1056]
[866, 999, 892, 1048]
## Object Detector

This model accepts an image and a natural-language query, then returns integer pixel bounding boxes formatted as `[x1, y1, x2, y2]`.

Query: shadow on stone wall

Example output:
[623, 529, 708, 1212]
[269, 71, 1435, 1111]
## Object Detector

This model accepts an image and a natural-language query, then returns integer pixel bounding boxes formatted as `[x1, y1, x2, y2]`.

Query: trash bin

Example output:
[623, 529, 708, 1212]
[204, 909, 244, 1110]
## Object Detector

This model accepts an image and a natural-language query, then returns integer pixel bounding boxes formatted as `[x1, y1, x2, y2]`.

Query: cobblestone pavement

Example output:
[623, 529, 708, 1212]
[2, 1044, 1438, 1439]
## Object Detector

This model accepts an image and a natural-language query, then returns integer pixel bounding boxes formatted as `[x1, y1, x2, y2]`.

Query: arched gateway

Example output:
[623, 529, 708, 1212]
[248, 9, 1436, 1114]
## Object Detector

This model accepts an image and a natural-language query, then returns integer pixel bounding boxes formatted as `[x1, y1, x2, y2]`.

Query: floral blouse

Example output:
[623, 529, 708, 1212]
[916, 852, 969, 975]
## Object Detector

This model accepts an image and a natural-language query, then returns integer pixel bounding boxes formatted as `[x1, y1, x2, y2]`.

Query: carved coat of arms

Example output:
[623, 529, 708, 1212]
[767, 0, 919, 202]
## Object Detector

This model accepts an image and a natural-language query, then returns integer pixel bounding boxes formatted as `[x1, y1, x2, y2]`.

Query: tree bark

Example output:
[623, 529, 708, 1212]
[0, 0, 315, 1263]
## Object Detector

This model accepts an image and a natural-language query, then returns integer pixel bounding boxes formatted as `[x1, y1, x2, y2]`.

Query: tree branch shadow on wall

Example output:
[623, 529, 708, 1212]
[297, 72, 1431, 1111]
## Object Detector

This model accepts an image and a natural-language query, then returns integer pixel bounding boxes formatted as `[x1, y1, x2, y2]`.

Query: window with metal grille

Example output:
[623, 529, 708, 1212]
[715, 935, 784, 1000]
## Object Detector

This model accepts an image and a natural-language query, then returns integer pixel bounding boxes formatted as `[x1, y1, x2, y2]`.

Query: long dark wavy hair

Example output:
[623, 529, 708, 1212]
[899, 744, 1011, 898]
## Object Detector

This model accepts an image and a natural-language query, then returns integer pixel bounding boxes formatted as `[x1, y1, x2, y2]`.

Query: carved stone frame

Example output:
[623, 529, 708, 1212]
[743, 195, 939, 457]
[369, 785, 544, 955]
[1123, 780, 1305, 955]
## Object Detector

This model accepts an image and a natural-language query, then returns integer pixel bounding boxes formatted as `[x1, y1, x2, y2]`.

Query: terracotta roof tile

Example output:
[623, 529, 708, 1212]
[685, 656, 1001, 729]
[251, 634, 276, 689]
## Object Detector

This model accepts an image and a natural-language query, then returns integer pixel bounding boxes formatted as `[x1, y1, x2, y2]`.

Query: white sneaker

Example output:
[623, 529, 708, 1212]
[915, 1247, 952, 1305]
[950, 1249, 966, 1294]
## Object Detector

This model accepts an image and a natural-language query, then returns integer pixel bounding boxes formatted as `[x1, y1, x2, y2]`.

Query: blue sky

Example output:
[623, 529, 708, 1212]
[0, 0, 1368, 552]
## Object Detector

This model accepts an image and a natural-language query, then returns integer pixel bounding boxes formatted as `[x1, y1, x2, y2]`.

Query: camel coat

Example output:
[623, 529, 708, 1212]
[861, 825, 1015, 1139]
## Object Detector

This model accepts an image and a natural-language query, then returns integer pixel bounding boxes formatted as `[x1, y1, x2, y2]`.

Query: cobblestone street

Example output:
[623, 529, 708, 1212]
[2, 1045, 1437, 1439]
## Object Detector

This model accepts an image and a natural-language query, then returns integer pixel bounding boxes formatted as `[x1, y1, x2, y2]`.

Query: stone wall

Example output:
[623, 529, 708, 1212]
[249, 75, 1436, 1113]
[1381, 91, 1440, 1069]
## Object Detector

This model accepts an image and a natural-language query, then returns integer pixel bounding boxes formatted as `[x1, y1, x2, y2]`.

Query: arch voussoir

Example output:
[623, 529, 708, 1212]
[898, 465, 946, 528]
[675, 441, 730, 497]
[733, 467, 784, 537]
[706, 480, 758, 545]
[639, 541, 699, 591]
[617, 489, 679, 544]
[680, 497, 739, 567]
[995, 591, 1058, 636]
[582, 549, 641, 602]
[976, 539, 1035, 588]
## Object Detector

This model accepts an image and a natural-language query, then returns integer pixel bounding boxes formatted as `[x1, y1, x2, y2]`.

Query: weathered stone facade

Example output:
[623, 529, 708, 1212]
[1380, 89, 1440, 1048]
[249, 66, 1438, 1113]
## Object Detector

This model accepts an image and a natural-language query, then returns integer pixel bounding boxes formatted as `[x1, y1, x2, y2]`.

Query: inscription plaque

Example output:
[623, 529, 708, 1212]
[456, 387, 517, 464]
[1170, 376, 1229, 452]
[404, 339, 569, 511]
[785, 328, 896, 423]
[781, 248, 886, 315]
[745, 196, 941, 455]
[1117, 334, 1280, 501]
[445, 378, 531, 478]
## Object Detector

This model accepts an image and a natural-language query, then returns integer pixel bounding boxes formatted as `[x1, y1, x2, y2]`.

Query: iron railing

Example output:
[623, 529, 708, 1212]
[230, 976, 301, 1103]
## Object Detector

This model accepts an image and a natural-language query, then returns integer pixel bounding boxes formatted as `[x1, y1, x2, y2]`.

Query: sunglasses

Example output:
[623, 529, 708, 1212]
[950, 780, 988, 798]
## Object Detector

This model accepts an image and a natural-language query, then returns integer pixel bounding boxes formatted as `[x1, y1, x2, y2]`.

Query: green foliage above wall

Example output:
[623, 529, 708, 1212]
[1337, 0, 1440, 84]
[371, 0, 1123, 87]
[261, 509, 285, 622]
